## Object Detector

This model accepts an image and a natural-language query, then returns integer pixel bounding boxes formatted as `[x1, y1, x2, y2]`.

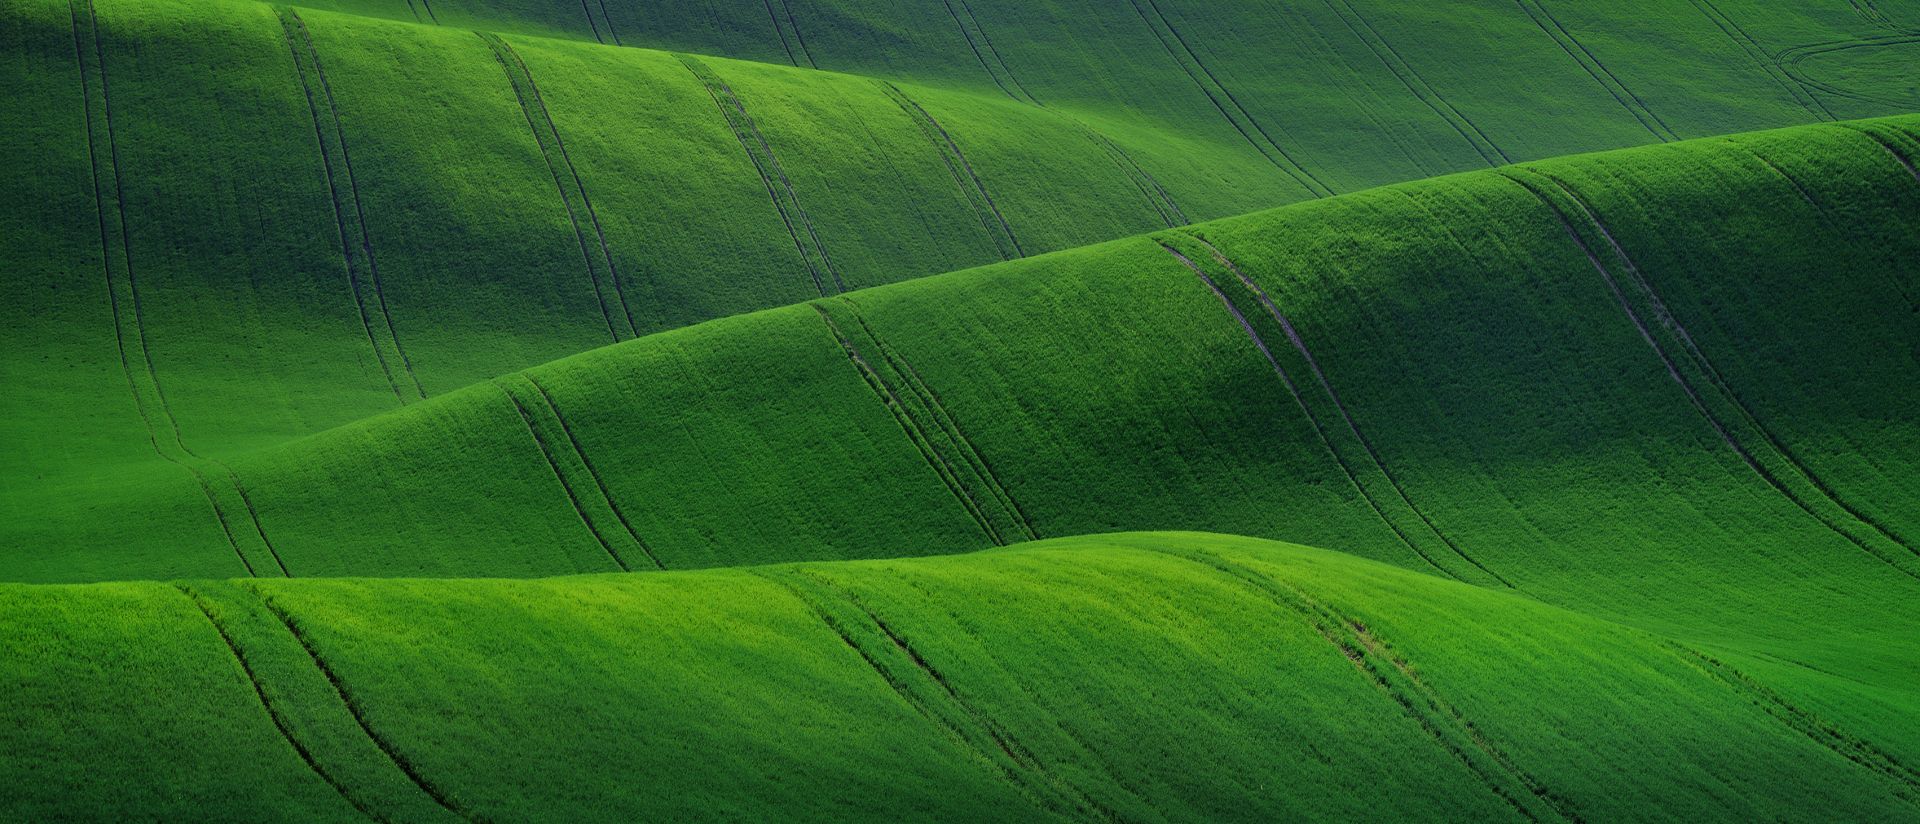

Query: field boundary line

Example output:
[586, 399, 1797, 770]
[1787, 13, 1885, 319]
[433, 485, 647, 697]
[1321, 0, 1509, 164]
[246, 585, 480, 822]
[1509, 0, 1677, 142]
[1668, 643, 1920, 801]
[811, 305, 1005, 544]
[1165, 234, 1513, 586]
[1141, 545, 1577, 822]
[524, 373, 664, 569]
[678, 54, 842, 295]
[1124, 0, 1332, 197]
[176, 585, 389, 822]
[837, 298, 1036, 541]
[751, 567, 1119, 820]
[495, 380, 632, 571]
[1502, 170, 1920, 580]
[480, 32, 638, 341]
[876, 81, 1023, 259]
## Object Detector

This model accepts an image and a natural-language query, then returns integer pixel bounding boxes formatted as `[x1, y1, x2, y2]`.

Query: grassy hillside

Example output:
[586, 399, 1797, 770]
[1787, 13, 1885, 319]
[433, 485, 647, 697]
[3, 0, 1917, 818]
[6, 532, 1915, 822]
[5, 0, 1916, 476]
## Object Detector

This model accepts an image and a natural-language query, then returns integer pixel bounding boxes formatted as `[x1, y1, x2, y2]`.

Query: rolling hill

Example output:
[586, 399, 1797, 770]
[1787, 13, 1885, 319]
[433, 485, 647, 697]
[2, 0, 1918, 819]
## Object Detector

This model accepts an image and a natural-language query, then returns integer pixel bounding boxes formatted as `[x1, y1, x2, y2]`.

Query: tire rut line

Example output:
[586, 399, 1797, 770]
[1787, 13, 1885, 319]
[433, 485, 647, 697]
[289, 10, 425, 399]
[1183, 234, 1513, 586]
[953, 0, 1040, 104]
[495, 381, 631, 572]
[276, 8, 408, 404]
[577, 0, 605, 44]
[838, 298, 1037, 542]
[1085, 129, 1187, 227]
[245, 585, 482, 822]
[939, 0, 1037, 105]
[752, 568, 1120, 822]
[1510, 0, 1676, 142]
[478, 32, 622, 339]
[1139, 545, 1576, 823]
[592, 0, 621, 45]
[1835, 123, 1920, 182]
[1125, 0, 1332, 197]
[1668, 643, 1920, 799]
[679, 54, 841, 295]
[1535, 170, 1920, 559]
[778, 0, 818, 68]
[1502, 171, 1920, 579]
[877, 81, 1023, 259]
[1322, 0, 1509, 164]
[175, 585, 390, 823]
[73, 0, 277, 578]
[523, 373, 664, 570]
[502, 38, 643, 336]
[1686, 0, 1832, 119]
[812, 305, 1005, 545]
[760, 0, 801, 67]
[1158, 240, 1463, 583]
[1725, 141, 1818, 206]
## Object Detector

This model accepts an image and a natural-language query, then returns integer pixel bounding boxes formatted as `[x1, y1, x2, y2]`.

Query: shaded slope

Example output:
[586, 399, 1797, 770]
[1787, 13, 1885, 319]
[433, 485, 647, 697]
[9, 118, 1915, 758]
[6, 0, 1918, 487]
[5, 533, 1916, 822]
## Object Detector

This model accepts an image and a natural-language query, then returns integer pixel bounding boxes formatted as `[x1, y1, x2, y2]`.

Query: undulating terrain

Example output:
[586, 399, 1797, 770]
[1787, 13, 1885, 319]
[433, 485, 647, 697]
[2, 0, 1917, 820]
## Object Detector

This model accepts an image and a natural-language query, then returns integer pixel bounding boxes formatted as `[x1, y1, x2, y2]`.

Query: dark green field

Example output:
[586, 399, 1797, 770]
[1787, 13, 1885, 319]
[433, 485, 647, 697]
[3, 0, 1917, 820]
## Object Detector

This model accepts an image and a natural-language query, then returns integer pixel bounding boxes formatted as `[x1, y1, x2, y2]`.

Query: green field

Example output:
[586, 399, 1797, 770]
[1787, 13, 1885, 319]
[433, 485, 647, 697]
[3, 0, 1918, 819]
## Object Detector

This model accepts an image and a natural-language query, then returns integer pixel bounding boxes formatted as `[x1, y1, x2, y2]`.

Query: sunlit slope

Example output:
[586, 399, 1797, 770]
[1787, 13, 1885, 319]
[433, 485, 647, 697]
[5, 533, 1915, 822]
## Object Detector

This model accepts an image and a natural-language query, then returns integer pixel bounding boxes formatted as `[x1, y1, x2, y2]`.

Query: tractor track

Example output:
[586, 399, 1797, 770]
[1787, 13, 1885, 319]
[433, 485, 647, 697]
[1510, 0, 1677, 142]
[525, 373, 664, 569]
[496, 380, 633, 572]
[877, 81, 1023, 259]
[1321, 0, 1508, 165]
[1503, 170, 1920, 581]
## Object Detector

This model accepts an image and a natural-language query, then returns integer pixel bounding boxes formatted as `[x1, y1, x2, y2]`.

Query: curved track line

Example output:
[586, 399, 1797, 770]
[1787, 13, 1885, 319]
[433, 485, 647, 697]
[1321, 0, 1509, 164]
[524, 373, 664, 569]
[248, 587, 480, 822]
[1509, 0, 1677, 142]
[876, 81, 1023, 259]
[176, 586, 388, 822]
[1140, 545, 1575, 822]
[496, 381, 631, 571]
[1502, 171, 1920, 580]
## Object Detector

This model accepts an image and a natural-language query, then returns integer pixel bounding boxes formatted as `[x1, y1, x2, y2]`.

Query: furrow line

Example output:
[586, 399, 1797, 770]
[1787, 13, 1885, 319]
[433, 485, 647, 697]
[1184, 235, 1513, 586]
[939, 0, 1037, 105]
[496, 381, 631, 572]
[1503, 171, 1920, 580]
[812, 306, 1004, 544]
[839, 300, 1037, 542]
[1669, 644, 1920, 799]
[287, 10, 425, 400]
[1126, 0, 1333, 197]
[481, 33, 633, 341]
[176, 585, 387, 823]
[1727, 141, 1818, 206]
[1688, 0, 1833, 120]
[524, 373, 664, 570]
[1322, 0, 1509, 164]
[679, 54, 842, 295]
[1510, 0, 1677, 142]
[877, 81, 1022, 259]
[1158, 240, 1464, 583]
[1141, 546, 1575, 822]
[1835, 123, 1920, 182]
[954, 0, 1040, 104]
[248, 587, 480, 822]
[417, 0, 439, 25]
[276, 7, 407, 404]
